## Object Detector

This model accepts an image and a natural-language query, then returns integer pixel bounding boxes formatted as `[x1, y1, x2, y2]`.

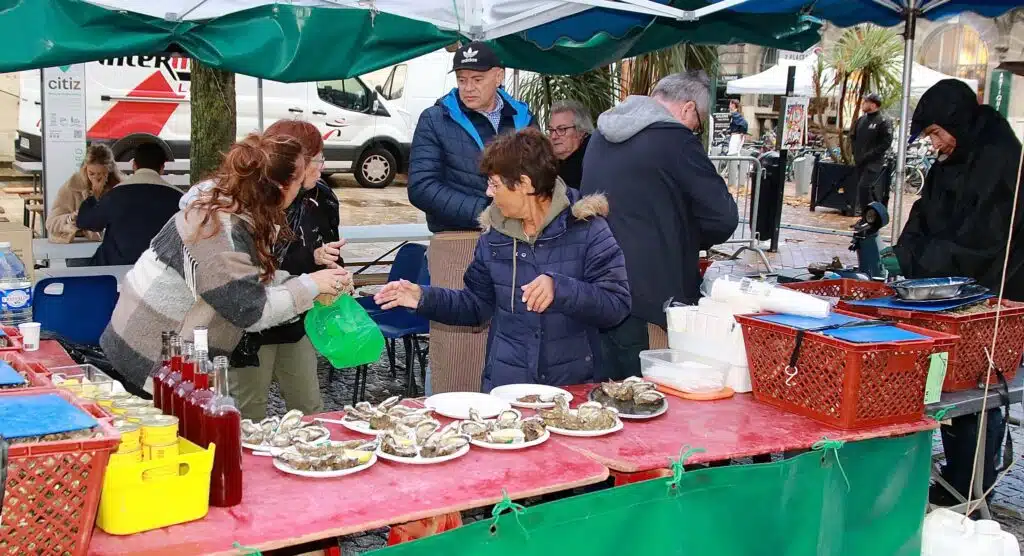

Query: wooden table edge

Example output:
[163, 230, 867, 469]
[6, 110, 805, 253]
[104, 466, 611, 556]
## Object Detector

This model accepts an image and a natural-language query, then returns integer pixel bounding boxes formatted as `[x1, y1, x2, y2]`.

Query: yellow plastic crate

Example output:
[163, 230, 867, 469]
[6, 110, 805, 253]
[96, 438, 217, 535]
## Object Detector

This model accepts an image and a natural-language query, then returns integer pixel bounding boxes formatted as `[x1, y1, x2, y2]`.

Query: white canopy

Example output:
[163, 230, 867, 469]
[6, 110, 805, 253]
[725, 53, 979, 97]
[82, 0, 725, 40]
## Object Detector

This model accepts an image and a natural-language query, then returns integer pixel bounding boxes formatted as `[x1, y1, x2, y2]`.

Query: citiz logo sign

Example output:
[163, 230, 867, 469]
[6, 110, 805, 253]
[47, 76, 81, 91]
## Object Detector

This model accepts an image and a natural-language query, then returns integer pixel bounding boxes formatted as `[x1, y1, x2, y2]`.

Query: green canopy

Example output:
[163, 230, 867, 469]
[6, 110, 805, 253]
[5, 0, 819, 80]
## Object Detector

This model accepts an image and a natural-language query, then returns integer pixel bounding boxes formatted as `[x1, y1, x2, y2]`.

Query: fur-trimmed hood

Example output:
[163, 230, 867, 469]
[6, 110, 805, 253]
[478, 178, 609, 243]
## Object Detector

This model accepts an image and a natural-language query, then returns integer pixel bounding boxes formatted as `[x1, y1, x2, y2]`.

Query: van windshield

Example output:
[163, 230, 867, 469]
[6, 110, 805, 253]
[317, 78, 370, 112]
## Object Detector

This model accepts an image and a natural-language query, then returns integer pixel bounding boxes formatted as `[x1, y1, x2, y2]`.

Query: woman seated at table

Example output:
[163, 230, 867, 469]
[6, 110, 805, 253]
[101, 132, 352, 392]
[375, 128, 631, 390]
[46, 144, 121, 245]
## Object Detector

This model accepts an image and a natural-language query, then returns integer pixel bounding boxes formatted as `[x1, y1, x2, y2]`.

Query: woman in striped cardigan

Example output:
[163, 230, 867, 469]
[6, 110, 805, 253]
[101, 133, 351, 392]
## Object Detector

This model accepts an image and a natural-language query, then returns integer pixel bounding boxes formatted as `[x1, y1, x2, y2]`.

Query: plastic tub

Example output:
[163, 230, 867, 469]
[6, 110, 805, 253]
[640, 349, 729, 393]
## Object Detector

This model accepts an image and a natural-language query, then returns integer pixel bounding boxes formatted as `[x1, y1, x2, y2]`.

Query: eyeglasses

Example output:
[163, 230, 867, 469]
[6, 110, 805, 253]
[311, 155, 325, 168]
[546, 125, 577, 137]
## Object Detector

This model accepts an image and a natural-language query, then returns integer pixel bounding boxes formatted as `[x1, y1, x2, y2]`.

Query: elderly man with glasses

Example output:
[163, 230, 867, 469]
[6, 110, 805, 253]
[547, 100, 594, 189]
[581, 70, 738, 380]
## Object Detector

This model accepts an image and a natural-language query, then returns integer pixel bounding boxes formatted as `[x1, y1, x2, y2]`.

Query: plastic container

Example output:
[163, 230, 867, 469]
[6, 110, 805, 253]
[96, 437, 216, 535]
[48, 363, 118, 399]
[735, 309, 959, 429]
[840, 298, 1024, 392]
[0, 242, 32, 326]
[0, 389, 119, 555]
[640, 349, 729, 393]
[922, 508, 1021, 556]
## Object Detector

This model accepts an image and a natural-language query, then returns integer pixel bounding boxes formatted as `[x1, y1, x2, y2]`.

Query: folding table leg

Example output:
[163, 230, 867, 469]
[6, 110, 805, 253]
[351, 366, 365, 406]
[386, 339, 396, 377]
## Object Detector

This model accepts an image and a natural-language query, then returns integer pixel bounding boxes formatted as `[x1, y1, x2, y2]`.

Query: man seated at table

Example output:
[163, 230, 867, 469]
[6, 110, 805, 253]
[882, 79, 1023, 507]
[76, 142, 182, 266]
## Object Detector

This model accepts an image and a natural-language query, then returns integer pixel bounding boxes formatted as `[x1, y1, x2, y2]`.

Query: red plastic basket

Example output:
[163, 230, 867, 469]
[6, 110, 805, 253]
[0, 389, 119, 555]
[0, 352, 53, 391]
[839, 298, 1024, 392]
[735, 310, 958, 429]
[782, 279, 894, 301]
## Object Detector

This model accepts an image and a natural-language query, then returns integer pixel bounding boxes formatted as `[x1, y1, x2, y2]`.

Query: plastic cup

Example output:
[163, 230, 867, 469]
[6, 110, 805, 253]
[18, 322, 40, 352]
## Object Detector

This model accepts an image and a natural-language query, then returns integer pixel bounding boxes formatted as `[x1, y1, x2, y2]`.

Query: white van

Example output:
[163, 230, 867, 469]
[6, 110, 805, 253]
[16, 55, 413, 188]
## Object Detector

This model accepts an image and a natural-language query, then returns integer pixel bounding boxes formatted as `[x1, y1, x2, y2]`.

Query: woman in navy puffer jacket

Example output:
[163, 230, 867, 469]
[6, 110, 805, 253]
[376, 129, 631, 390]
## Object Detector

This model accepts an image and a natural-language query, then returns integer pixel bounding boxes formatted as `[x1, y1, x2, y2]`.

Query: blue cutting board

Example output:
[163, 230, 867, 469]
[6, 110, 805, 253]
[845, 294, 994, 313]
[0, 393, 98, 439]
[0, 360, 25, 387]
[753, 313, 865, 330]
[752, 313, 929, 343]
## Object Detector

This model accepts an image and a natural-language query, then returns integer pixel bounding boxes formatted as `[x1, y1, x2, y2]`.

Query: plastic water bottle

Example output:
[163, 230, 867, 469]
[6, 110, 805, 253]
[0, 242, 32, 326]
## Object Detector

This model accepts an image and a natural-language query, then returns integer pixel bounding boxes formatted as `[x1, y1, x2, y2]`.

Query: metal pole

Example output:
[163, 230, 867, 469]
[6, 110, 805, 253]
[891, 7, 917, 243]
[257, 77, 265, 131]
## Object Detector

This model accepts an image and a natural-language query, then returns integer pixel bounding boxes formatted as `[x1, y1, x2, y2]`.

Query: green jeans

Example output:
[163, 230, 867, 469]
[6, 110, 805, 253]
[228, 336, 323, 421]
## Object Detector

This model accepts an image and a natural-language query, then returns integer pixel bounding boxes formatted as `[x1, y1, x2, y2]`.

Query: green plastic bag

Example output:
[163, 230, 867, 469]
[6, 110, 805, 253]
[304, 295, 385, 368]
[371, 431, 933, 556]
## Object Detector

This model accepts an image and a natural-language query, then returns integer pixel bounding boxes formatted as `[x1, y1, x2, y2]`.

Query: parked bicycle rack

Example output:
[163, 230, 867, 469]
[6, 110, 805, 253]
[709, 155, 773, 273]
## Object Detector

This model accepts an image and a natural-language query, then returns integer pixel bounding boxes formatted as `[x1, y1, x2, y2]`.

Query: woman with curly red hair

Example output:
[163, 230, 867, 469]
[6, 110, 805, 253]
[102, 132, 351, 392]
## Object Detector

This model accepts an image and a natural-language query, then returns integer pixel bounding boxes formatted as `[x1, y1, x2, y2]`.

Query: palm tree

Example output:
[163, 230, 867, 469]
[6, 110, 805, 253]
[518, 44, 719, 127]
[825, 26, 902, 164]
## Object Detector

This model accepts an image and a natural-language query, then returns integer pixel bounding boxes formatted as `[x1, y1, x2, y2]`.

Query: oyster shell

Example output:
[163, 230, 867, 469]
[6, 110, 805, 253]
[278, 409, 305, 433]
[494, 409, 522, 429]
[378, 395, 402, 412]
[259, 416, 281, 434]
[459, 419, 491, 440]
[291, 425, 331, 444]
[269, 431, 294, 448]
[420, 428, 470, 458]
[633, 389, 666, 406]
[414, 419, 442, 444]
[518, 417, 547, 442]
[380, 432, 419, 458]
[578, 402, 619, 431]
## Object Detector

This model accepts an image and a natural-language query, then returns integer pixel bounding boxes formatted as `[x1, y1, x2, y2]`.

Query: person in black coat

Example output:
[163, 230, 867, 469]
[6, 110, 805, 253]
[889, 79, 1024, 507]
[581, 71, 738, 380]
[76, 142, 182, 266]
[850, 93, 893, 210]
[548, 100, 593, 189]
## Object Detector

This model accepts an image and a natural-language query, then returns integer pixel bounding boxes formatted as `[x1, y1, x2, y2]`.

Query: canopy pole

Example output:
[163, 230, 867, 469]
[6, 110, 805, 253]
[257, 77, 265, 132]
[891, 5, 917, 243]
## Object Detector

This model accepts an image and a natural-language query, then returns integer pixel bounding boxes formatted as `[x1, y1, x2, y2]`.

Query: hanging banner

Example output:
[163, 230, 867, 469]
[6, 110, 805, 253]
[781, 96, 809, 148]
[41, 64, 87, 221]
[708, 112, 731, 155]
[988, 69, 1012, 118]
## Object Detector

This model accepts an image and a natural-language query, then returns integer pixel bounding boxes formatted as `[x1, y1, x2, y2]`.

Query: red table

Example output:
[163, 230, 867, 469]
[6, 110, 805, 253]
[553, 384, 938, 473]
[88, 412, 609, 555]
[19, 339, 77, 369]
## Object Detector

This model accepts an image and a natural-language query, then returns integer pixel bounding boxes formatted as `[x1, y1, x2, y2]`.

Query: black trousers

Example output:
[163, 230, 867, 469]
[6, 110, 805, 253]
[939, 409, 1006, 500]
[599, 315, 649, 381]
[855, 163, 887, 212]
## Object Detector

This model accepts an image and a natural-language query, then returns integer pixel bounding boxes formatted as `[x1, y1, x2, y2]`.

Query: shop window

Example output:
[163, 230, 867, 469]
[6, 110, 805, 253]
[919, 24, 989, 101]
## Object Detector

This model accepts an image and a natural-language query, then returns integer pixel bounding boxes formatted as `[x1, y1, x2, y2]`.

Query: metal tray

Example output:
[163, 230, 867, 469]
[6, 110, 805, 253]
[890, 277, 976, 301]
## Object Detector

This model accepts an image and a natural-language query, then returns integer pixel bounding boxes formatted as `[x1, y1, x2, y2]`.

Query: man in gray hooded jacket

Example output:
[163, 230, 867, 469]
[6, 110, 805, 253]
[581, 70, 738, 379]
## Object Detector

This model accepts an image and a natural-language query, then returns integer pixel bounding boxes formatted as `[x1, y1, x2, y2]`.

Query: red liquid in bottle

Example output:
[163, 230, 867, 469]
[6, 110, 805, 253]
[151, 359, 171, 410]
[172, 360, 196, 420]
[158, 354, 183, 416]
[184, 373, 213, 444]
[204, 403, 243, 507]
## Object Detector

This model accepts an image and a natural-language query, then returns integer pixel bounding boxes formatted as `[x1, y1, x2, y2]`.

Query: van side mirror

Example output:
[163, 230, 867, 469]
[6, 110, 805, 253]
[375, 84, 384, 94]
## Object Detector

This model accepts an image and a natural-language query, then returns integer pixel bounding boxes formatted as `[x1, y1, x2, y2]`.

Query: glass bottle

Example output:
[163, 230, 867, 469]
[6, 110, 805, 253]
[172, 333, 201, 421]
[183, 330, 213, 444]
[156, 334, 182, 413]
[161, 340, 190, 417]
[203, 355, 242, 507]
[149, 332, 171, 410]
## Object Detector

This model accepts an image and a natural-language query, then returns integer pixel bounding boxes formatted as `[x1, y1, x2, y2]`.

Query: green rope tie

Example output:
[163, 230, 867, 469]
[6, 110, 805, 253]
[489, 488, 528, 537]
[812, 436, 850, 491]
[667, 445, 707, 491]
[232, 541, 262, 555]
[930, 405, 956, 422]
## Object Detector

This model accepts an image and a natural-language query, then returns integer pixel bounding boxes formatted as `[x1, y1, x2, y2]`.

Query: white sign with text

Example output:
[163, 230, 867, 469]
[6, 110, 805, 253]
[41, 65, 87, 219]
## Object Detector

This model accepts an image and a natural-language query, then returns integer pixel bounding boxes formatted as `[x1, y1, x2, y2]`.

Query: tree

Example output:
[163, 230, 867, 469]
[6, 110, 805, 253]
[517, 44, 719, 129]
[825, 26, 902, 164]
[190, 61, 237, 181]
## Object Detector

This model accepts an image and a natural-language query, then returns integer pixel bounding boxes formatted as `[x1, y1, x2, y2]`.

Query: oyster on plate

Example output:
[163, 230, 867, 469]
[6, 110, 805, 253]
[241, 411, 331, 449]
[380, 431, 419, 458]
[590, 377, 668, 417]
[420, 426, 471, 458]
[539, 395, 620, 431]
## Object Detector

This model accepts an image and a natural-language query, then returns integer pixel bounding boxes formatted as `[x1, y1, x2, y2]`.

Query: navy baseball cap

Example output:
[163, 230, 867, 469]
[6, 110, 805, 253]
[451, 41, 502, 72]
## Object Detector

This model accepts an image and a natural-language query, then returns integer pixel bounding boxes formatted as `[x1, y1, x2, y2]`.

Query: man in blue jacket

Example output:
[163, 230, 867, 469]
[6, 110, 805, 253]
[407, 42, 535, 394]
[582, 71, 739, 380]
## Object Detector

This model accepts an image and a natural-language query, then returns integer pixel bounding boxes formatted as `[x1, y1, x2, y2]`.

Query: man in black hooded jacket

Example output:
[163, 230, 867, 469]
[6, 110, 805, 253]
[888, 79, 1023, 506]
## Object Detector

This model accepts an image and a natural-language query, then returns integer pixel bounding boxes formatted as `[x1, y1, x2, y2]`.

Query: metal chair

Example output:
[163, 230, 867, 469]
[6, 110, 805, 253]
[33, 276, 119, 345]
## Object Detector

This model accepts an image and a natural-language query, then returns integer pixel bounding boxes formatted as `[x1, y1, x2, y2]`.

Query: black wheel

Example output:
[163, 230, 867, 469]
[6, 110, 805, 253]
[354, 146, 397, 189]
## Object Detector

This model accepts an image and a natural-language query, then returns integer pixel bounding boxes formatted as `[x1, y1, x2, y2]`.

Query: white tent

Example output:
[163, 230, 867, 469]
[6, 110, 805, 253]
[726, 53, 978, 97]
